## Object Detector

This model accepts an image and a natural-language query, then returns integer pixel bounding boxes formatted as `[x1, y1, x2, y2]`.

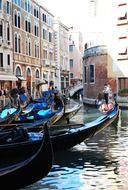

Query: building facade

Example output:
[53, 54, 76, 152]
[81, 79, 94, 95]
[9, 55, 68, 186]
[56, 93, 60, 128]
[54, 18, 70, 91]
[69, 29, 83, 86]
[0, 0, 73, 96]
[12, 0, 56, 96]
[0, 0, 17, 90]
[115, 0, 128, 95]
[83, 0, 117, 103]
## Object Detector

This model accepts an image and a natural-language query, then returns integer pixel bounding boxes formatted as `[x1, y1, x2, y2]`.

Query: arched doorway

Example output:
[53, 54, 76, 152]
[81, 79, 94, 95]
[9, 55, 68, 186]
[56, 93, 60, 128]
[26, 68, 32, 95]
[16, 66, 22, 89]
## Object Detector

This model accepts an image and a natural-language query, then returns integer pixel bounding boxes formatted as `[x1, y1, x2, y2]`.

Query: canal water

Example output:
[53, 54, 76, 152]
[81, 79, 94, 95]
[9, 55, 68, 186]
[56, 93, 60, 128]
[23, 100, 128, 190]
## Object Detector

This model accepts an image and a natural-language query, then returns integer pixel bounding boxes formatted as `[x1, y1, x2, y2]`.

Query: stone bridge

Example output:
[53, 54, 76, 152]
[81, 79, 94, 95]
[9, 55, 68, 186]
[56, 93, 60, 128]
[67, 83, 83, 98]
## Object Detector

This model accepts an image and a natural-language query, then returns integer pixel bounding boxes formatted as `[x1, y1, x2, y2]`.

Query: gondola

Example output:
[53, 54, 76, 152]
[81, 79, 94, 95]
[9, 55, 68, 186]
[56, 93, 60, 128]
[60, 103, 81, 123]
[0, 103, 119, 155]
[0, 105, 65, 132]
[50, 103, 119, 151]
[0, 103, 21, 124]
[11, 103, 64, 125]
[0, 123, 53, 189]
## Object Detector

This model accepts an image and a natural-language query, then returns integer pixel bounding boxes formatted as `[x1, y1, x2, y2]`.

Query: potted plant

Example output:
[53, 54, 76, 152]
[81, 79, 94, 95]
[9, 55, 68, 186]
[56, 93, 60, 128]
[119, 88, 128, 96]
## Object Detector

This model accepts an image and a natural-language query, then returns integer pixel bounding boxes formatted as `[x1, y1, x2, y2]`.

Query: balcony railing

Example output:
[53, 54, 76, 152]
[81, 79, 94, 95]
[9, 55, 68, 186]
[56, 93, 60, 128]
[0, 67, 13, 74]
[42, 59, 50, 66]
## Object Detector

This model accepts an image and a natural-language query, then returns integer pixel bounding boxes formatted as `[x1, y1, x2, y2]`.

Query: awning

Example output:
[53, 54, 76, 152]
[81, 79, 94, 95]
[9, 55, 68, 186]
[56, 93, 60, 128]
[17, 76, 26, 81]
[0, 74, 18, 81]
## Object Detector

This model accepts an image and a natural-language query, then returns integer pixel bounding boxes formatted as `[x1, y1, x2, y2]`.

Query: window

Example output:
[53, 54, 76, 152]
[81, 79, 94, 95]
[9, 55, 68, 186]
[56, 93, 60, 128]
[13, 0, 21, 6]
[25, 18, 31, 33]
[14, 10, 17, 27]
[16, 66, 21, 76]
[118, 77, 128, 91]
[43, 29, 47, 40]
[25, 0, 30, 12]
[15, 34, 17, 52]
[43, 49, 47, 59]
[35, 42, 39, 58]
[49, 32, 52, 42]
[36, 70, 39, 78]
[43, 71, 48, 79]
[84, 66, 87, 83]
[7, 1, 10, 14]
[118, 4, 127, 20]
[28, 39, 31, 56]
[90, 65, 94, 83]
[14, 33, 21, 53]
[36, 44, 39, 58]
[42, 13, 47, 22]
[27, 68, 31, 76]
[118, 38, 127, 54]
[7, 24, 10, 41]
[26, 38, 28, 55]
[70, 73, 73, 78]
[18, 12, 21, 28]
[0, 53, 3, 67]
[0, 23, 3, 37]
[18, 35, 21, 53]
[34, 24, 39, 37]
[7, 54, 10, 65]
[25, 20, 27, 31]
[28, 20, 31, 33]
[14, 10, 21, 28]
[0, 0, 2, 10]
[18, 0, 21, 6]
[69, 45, 74, 52]
[70, 59, 73, 68]
[34, 6, 39, 18]
[49, 52, 53, 60]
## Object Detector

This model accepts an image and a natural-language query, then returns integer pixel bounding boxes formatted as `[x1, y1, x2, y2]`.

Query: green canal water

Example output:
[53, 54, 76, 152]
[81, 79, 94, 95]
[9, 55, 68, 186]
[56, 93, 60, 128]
[22, 100, 128, 190]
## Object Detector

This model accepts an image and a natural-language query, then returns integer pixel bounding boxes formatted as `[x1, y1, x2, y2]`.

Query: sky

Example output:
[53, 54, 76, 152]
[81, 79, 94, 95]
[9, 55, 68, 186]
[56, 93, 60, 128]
[37, 0, 90, 39]
[37, 0, 116, 43]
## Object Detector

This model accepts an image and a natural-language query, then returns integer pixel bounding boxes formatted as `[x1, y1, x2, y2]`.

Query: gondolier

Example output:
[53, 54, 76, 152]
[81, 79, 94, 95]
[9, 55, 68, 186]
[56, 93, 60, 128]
[103, 83, 111, 105]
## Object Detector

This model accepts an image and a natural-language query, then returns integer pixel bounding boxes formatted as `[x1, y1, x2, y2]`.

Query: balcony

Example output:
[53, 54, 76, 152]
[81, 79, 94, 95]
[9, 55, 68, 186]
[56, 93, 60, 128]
[42, 59, 50, 67]
[117, 54, 128, 61]
[50, 61, 55, 68]
[117, 18, 128, 26]
[0, 67, 13, 74]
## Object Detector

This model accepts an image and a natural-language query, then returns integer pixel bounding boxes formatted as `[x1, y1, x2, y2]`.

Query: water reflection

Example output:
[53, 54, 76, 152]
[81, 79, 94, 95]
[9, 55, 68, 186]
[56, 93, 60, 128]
[22, 105, 128, 190]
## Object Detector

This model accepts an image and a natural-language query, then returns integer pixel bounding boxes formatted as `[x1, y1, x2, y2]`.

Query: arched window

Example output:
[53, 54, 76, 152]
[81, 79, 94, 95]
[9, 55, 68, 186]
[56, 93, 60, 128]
[25, 17, 31, 33]
[18, 12, 21, 28]
[37, 43, 39, 58]
[18, 34, 21, 53]
[27, 68, 31, 76]
[35, 42, 37, 57]
[15, 33, 17, 52]
[28, 18, 31, 33]
[28, 38, 31, 56]
[0, 20, 3, 37]
[35, 69, 40, 78]
[26, 37, 28, 55]
[16, 66, 21, 76]
[7, 23, 10, 41]
[14, 10, 17, 27]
